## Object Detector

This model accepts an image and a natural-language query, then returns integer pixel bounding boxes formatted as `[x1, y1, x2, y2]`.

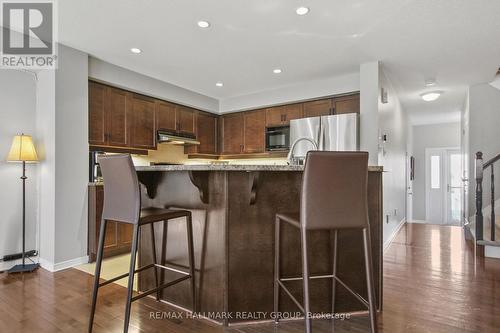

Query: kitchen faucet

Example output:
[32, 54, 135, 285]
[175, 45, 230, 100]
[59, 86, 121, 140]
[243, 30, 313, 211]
[287, 137, 318, 165]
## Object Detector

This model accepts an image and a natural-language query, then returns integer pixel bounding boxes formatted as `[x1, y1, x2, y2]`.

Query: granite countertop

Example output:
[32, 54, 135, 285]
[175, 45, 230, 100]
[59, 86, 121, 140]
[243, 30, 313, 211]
[135, 164, 383, 172]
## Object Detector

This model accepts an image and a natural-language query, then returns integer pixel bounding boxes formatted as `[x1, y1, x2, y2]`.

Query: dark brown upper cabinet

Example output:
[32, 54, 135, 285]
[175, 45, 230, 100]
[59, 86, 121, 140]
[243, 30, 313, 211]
[196, 112, 218, 154]
[221, 113, 244, 154]
[106, 87, 129, 147]
[156, 100, 177, 131]
[303, 99, 332, 118]
[243, 110, 266, 153]
[128, 94, 156, 150]
[89, 82, 107, 146]
[265, 106, 285, 127]
[333, 93, 360, 114]
[283, 103, 303, 123]
[265, 104, 303, 127]
[177, 106, 195, 134]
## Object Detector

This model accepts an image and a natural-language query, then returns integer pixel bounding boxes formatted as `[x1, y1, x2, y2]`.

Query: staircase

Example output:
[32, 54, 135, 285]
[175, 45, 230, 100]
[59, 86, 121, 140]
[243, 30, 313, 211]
[473, 151, 500, 257]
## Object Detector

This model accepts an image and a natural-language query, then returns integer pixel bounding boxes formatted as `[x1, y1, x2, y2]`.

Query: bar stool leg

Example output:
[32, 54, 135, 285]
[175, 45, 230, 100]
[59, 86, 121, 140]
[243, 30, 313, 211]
[88, 219, 107, 333]
[301, 227, 312, 333]
[186, 214, 197, 312]
[124, 224, 140, 333]
[159, 221, 168, 294]
[363, 228, 377, 333]
[274, 216, 281, 324]
[331, 230, 338, 327]
[150, 223, 160, 301]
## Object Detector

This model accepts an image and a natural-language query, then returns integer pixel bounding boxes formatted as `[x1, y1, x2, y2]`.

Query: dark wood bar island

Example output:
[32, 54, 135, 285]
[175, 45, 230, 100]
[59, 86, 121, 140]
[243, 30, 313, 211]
[135, 164, 383, 325]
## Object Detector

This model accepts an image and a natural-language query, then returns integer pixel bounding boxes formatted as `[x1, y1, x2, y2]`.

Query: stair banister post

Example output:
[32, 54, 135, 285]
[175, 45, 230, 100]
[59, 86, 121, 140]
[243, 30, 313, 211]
[475, 152, 484, 241]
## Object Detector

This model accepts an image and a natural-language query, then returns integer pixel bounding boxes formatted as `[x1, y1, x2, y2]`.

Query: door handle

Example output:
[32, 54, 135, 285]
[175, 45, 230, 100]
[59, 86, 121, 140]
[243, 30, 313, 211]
[447, 184, 451, 192]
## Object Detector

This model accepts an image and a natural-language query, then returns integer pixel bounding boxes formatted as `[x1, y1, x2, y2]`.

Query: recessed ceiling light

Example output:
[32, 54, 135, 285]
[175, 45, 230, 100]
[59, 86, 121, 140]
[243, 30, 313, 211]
[421, 91, 442, 102]
[130, 48, 142, 54]
[197, 20, 210, 28]
[296, 7, 310, 15]
[215, 82, 223, 87]
[273, 68, 282, 74]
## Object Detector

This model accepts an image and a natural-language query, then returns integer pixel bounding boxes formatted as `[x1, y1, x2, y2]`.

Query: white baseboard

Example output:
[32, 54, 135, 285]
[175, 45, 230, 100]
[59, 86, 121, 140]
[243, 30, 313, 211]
[407, 219, 427, 224]
[40, 255, 89, 272]
[384, 219, 406, 252]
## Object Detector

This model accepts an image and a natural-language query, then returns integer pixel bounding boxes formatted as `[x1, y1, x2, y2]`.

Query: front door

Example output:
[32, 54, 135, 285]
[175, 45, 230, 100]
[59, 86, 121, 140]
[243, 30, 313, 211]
[426, 148, 462, 225]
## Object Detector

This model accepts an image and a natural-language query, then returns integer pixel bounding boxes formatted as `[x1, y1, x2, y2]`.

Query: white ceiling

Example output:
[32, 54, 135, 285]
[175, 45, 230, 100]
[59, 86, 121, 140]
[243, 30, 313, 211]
[59, 0, 500, 120]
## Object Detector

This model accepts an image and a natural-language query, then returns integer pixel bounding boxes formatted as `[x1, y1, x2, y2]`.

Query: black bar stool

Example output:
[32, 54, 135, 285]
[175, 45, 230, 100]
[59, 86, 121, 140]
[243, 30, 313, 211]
[274, 151, 377, 333]
[88, 154, 196, 333]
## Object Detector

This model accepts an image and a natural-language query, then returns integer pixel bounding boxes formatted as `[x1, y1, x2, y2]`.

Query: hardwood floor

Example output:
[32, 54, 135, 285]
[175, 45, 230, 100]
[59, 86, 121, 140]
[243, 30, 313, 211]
[1, 223, 500, 332]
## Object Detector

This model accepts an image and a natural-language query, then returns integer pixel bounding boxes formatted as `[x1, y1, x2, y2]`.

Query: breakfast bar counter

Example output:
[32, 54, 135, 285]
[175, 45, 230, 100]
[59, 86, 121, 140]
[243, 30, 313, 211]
[135, 164, 383, 325]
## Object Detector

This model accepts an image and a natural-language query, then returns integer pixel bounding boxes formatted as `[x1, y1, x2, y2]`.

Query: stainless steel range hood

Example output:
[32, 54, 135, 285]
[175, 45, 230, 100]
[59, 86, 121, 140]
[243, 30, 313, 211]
[157, 129, 200, 145]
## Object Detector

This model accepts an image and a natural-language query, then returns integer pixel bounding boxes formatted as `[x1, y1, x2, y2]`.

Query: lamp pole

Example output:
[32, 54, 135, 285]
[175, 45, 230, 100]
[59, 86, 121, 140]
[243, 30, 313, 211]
[22, 160, 26, 267]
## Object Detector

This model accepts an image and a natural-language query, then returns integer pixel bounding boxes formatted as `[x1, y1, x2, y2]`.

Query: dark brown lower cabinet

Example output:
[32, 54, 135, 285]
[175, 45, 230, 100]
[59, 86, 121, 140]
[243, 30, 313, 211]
[88, 184, 133, 262]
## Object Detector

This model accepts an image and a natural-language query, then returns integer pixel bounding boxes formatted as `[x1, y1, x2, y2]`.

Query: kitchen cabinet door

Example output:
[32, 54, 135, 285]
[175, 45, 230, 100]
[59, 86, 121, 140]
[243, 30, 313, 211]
[265, 106, 285, 127]
[243, 109, 266, 153]
[88, 82, 107, 145]
[283, 103, 303, 124]
[129, 94, 156, 149]
[221, 113, 244, 154]
[333, 93, 360, 114]
[156, 100, 177, 131]
[303, 99, 332, 118]
[177, 106, 195, 134]
[196, 112, 218, 154]
[106, 87, 129, 147]
[88, 185, 133, 262]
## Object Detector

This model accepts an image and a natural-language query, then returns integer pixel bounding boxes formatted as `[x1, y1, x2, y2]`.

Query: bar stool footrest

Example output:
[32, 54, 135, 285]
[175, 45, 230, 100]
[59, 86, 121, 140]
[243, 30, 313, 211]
[131, 275, 191, 302]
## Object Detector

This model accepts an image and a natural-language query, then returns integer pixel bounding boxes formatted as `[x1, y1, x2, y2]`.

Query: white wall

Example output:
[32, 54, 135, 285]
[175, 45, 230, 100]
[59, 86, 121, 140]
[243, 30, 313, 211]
[0, 70, 38, 270]
[378, 68, 408, 245]
[460, 92, 470, 224]
[411, 122, 461, 220]
[36, 70, 56, 266]
[37, 45, 89, 270]
[468, 83, 500, 218]
[54, 45, 89, 265]
[360, 62, 380, 166]
[219, 72, 360, 113]
[89, 57, 219, 113]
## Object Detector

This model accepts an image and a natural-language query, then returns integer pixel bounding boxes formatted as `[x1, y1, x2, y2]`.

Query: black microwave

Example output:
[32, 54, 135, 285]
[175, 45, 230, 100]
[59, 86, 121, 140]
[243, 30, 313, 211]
[265, 126, 290, 151]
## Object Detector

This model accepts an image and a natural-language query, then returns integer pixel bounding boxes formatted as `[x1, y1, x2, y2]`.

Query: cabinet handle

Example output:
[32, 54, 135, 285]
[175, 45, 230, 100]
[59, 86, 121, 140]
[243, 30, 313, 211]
[240, 144, 244, 153]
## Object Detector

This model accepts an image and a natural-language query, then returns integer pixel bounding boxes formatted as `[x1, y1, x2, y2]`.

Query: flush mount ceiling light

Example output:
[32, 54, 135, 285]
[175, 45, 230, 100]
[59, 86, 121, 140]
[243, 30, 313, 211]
[273, 68, 282, 74]
[296, 7, 310, 15]
[425, 78, 437, 87]
[215, 82, 223, 87]
[421, 91, 442, 102]
[197, 20, 210, 28]
[130, 48, 142, 54]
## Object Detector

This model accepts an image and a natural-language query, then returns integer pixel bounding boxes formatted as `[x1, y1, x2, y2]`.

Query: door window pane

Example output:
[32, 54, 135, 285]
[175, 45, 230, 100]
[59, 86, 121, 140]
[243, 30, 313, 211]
[431, 155, 440, 189]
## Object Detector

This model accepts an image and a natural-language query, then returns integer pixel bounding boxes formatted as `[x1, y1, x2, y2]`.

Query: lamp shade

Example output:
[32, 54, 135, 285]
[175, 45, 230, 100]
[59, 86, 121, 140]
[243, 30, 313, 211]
[7, 134, 39, 162]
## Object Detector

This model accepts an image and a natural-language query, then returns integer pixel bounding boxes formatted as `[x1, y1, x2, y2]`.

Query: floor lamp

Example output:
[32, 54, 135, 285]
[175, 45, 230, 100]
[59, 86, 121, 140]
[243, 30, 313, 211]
[7, 134, 40, 273]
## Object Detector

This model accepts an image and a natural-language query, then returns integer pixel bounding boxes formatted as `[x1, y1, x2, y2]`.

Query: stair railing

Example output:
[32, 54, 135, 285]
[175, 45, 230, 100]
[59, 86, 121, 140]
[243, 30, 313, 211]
[475, 152, 500, 242]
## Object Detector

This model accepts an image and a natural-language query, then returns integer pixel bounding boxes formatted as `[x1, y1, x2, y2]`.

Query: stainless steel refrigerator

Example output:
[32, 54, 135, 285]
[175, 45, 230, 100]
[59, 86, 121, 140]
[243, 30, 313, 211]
[289, 113, 359, 158]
